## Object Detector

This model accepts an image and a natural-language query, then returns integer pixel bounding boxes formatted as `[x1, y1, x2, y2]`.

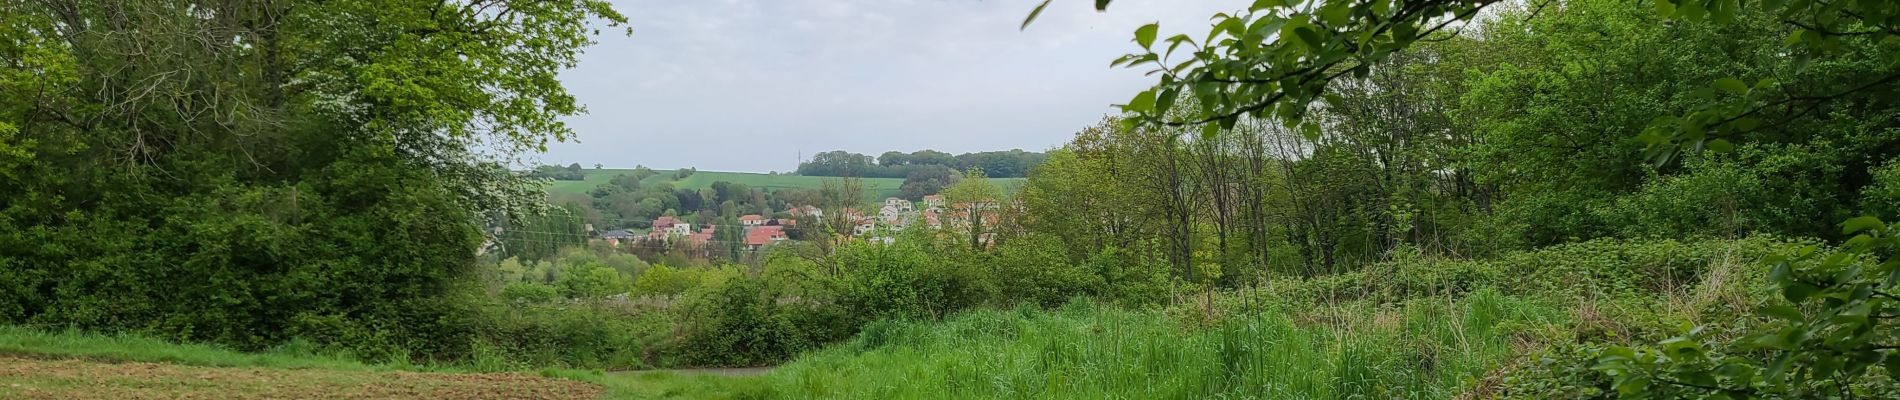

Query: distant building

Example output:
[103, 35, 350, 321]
[601, 229, 637, 246]
[921, 195, 945, 210]
[744, 226, 788, 250]
[739, 214, 765, 226]
[651, 216, 691, 237]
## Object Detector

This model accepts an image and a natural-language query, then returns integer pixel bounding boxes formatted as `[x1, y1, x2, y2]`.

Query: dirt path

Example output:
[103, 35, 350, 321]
[0, 356, 602, 399]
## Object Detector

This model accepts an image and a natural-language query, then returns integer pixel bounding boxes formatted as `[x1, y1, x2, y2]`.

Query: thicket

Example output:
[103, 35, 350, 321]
[0, 0, 627, 364]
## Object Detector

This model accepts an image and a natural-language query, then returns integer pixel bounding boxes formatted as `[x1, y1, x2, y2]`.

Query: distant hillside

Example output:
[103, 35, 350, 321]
[543, 169, 1023, 203]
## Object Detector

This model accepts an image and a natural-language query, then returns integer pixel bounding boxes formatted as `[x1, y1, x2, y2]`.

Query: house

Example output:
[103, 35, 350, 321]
[839, 208, 865, 222]
[601, 229, 637, 246]
[689, 227, 715, 246]
[923, 210, 941, 229]
[739, 214, 765, 226]
[787, 205, 823, 218]
[879, 205, 902, 222]
[853, 218, 876, 236]
[744, 226, 788, 250]
[651, 216, 691, 236]
[921, 194, 945, 210]
[884, 197, 913, 212]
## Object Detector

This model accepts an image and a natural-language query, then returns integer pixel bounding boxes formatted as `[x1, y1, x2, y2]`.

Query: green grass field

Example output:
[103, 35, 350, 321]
[545, 169, 1025, 203]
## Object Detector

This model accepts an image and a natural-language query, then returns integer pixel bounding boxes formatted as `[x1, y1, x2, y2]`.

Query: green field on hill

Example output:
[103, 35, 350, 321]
[545, 169, 1023, 203]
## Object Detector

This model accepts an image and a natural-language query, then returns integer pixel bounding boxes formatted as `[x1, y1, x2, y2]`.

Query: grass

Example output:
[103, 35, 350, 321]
[0, 326, 384, 371]
[544, 169, 1025, 203]
[605, 289, 1566, 399]
[0, 326, 605, 399]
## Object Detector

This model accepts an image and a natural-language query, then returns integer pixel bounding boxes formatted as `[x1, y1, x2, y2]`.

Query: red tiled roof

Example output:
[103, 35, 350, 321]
[652, 216, 683, 228]
[744, 226, 787, 246]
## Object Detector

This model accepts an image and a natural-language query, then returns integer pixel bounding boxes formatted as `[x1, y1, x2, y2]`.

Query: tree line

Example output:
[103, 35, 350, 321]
[795, 149, 1048, 178]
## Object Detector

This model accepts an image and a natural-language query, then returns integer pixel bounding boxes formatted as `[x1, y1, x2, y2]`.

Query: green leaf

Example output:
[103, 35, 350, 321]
[1713, 77, 1748, 94]
[1705, 139, 1734, 153]
[1293, 27, 1324, 49]
[1784, 282, 1822, 303]
[1124, 89, 1156, 113]
[1135, 23, 1159, 49]
[1250, 0, 1285, 11]
[1320, 3, 1351, 27]
[1770, 261, 1792, 284]
[1392, 22, 1418, 43]
[1756, 305, 1804, 321]
[1021, 0, 1052, 31]
[1653, 0, 1677, 16]
[1155, 87, 1179, 114]
[1886, 353, 1900, 381]
[1164, 34, 1194, 58]
[1786, 29, 1807, 46]
[1094, 0, 1112, 11]
[1843, 216, 1885, 234]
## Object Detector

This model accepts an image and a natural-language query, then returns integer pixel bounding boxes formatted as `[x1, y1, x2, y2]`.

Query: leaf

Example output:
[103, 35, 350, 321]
[1250, 0, 1285, 11]
[1784, 282, 1822, 303]
[1705, 138, 1734, 153]
[1786, 29, 1808, 46]
[1135, 23, 1159, 49]
[1293, 27, 1324, 49]
[1653, 0, 1677, 16]
[1713, 77, 1748, 94]
[1164, 34, 1194, 58]
[1155, 87, 1179, 114]
[1021, 0, 1052, 31]
[1843, 216, 1885, 234]
[1320, 3, 1351, 27]
[1887, 353, 1900, 381]
[1124, 89, 1156, 113]
[1756, 305, 1804, 321]
[1095, 0, 1112, 11]
[1770, 261, 1793, 284]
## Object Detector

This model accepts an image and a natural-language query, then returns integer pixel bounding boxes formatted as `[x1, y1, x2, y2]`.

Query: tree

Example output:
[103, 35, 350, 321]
[944, 167, 1004, 250]
[0, 0, 626, 354]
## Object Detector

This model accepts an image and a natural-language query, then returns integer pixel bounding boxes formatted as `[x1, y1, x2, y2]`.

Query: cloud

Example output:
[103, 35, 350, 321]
[543, 0, 1233, 171]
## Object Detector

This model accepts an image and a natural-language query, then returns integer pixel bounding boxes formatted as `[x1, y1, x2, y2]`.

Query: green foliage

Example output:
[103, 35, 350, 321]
[1593, 219, 1900, 398]
[0, 0, 626, 365]
[500, 283, 561, 306]
[992, 233, 1104, 308]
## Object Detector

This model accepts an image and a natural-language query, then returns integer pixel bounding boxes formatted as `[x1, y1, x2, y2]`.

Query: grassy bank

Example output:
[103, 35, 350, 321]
[606, 290, 1565, 399]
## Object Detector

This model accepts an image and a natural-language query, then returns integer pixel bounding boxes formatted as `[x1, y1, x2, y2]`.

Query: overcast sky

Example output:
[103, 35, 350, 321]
[538, 0, 1232, 172]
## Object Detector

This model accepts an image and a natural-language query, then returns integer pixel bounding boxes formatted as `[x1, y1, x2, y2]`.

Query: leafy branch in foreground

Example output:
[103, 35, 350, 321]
[1594, 217, 1900, 398]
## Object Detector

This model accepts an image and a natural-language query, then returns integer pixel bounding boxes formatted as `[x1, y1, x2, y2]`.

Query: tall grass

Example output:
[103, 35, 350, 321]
[613, 288, 1564, 399]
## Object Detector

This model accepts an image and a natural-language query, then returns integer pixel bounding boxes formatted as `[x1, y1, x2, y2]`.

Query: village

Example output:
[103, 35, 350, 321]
[592, 194, 1002, 253]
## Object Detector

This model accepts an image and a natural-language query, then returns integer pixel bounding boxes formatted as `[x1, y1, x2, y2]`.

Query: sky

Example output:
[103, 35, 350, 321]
[539, 0, 1234, 172]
